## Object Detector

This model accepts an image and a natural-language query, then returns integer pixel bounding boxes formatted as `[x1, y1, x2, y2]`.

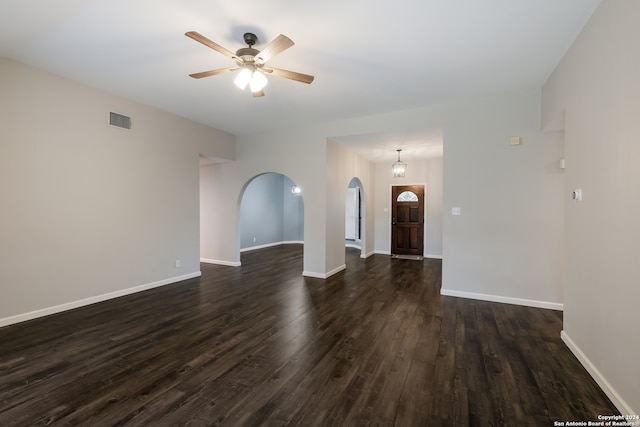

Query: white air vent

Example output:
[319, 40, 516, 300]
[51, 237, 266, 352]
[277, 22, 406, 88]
[109, 111, 132, 130]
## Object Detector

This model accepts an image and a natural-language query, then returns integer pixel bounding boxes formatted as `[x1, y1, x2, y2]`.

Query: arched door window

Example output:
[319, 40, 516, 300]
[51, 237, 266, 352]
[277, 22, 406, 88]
[396, 191, 419, 202]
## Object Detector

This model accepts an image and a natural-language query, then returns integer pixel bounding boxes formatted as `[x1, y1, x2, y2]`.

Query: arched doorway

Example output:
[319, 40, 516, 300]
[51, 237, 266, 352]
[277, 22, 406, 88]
[237, 172, 304, 268]
[345, 177, 366, 258]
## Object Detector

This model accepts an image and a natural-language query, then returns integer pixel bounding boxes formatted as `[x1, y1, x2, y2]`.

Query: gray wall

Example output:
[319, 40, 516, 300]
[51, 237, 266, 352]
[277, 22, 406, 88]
[282, 176, 305, 242]
[239, 173, 303, 250]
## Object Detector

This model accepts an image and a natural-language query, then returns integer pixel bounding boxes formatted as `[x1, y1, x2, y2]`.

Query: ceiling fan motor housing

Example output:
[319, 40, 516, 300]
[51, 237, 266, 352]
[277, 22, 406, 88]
[236, 33, 259, 64]
[236, 47, 259, 60]
[243, 32, 258, 46]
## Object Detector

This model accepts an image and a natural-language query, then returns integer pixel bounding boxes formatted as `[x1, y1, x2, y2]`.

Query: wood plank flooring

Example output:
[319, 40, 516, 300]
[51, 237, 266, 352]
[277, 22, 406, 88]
[0, 245, 618, 426]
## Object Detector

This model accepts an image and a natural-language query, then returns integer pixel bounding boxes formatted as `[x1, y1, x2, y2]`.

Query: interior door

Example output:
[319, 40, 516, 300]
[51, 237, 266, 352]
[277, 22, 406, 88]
[391, 185, 424, 255]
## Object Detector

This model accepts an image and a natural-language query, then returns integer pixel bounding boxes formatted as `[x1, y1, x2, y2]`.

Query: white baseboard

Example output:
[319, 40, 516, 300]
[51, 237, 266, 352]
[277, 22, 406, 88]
[440, 288, 563, 311]
[345, 247, 374, 258]
[240, 241, 303, 253]
[373, 250, 442, 259]
[561, 331, 634, 415]
[303, 264, 346, 279]
[302, 271, 325, 279]
[200, 258, 241, 267]
[375, 250, 391, 255]
[0, 271, 202, 328]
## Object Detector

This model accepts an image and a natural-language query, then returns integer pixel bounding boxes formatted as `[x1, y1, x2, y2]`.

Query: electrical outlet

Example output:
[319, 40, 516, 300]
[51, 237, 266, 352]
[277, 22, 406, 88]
[175, 260, 181, 268]
[253, 237, 256, 242]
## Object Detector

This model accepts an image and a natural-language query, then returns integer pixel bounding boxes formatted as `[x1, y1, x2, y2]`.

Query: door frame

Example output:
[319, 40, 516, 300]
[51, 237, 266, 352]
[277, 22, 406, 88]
[389, 183, 427, 255]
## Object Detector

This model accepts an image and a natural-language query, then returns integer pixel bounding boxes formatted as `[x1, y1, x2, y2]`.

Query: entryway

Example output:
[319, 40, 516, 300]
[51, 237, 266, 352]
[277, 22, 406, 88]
[391, 185, 424, 256]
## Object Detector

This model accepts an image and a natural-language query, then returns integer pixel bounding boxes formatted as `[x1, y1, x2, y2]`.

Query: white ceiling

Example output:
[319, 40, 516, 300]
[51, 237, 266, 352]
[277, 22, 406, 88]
[329, 128, 444, 163]
[1, 0, 599, 162]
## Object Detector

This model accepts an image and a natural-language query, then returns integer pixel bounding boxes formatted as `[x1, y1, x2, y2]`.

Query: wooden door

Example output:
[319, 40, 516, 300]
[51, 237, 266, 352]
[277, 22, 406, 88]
[391, 185, 424, 255]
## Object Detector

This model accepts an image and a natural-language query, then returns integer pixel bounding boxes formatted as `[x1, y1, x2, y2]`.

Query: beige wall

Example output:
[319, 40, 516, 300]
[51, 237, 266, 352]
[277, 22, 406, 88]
[0, 58, 234, 325]
[441, 91, 565, 309]
[200, 126, 331, 276]
[542, 0, 640, 415]
[325, 140, 376, 270]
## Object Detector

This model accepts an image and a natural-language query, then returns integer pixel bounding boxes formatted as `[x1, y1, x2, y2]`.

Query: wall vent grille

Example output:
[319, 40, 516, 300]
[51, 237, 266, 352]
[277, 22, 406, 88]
[109, 112, 132, 130]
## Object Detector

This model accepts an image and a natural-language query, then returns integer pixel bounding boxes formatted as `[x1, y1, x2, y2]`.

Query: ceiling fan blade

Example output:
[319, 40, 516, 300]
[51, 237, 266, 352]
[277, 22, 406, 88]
[263, 67, 314, 84]
[252, 90, 265, 98]
[189, 67, 238, 79]
[255, 34, 294, 63]
[185, 31, 238, 60]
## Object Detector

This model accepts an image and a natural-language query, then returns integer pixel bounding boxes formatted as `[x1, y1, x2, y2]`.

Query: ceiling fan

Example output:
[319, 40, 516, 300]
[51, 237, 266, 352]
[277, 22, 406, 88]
[185, 31, 314, 97]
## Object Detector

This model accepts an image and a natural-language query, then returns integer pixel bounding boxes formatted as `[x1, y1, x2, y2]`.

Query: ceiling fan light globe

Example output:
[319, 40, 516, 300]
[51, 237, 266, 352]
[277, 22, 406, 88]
[250, 71, 268, 93]
[234, 68, 252, 90]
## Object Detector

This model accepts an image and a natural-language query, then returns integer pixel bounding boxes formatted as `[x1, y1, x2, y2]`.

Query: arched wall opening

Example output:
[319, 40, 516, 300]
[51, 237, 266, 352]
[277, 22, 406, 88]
[237, 172, 304, 268]
[345, 177, 367, 259]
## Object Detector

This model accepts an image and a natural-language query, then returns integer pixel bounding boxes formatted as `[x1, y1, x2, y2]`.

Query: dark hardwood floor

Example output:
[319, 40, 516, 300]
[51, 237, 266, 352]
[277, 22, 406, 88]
[0, 245, 618, 426]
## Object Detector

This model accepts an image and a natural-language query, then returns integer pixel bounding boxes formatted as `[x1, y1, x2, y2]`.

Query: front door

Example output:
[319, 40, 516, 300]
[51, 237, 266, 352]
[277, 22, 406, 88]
[391, 185, 424, 255]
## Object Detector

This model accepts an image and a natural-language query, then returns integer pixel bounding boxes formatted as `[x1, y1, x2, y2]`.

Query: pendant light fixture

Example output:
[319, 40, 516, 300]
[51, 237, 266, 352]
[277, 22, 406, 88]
[392, 149, 407, 178]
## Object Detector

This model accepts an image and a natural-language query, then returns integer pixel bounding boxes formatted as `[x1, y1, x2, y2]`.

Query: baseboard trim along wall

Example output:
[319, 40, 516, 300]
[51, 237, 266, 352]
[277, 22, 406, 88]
[303, 264, 346, 279]
[200, 258, 242, 267]
[0, 271, 202, 328]
[440, 288, 563, 311]
[373, 250, 443, 260]
[240, 241, 304, 253]
[206, 242, 348, 279]
[561, 331, 634, 415]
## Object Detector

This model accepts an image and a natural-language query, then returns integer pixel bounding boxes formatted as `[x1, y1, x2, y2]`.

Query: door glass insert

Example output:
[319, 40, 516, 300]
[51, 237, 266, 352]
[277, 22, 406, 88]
[397, 191, 418, 202]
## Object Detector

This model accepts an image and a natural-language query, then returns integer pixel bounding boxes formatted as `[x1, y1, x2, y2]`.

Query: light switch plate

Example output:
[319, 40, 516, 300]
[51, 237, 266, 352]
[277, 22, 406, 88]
[452, 207, 461, 215]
